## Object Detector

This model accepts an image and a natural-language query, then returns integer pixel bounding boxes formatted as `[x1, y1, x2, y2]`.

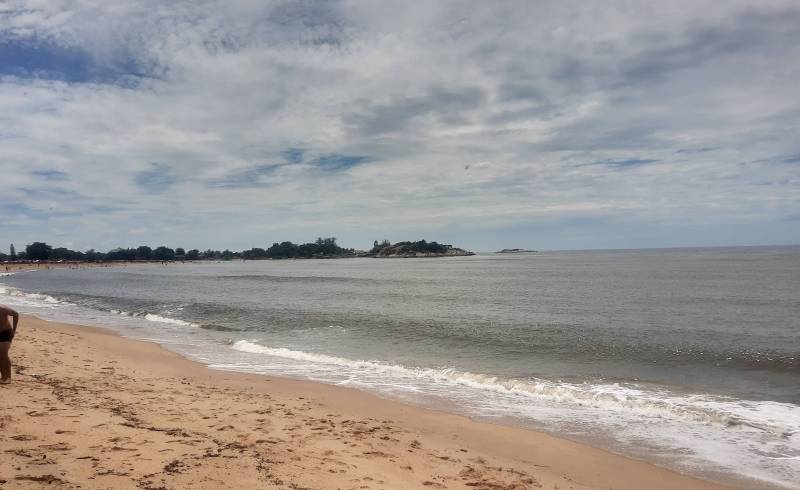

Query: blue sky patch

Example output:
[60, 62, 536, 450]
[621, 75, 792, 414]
[282, 148, 305, 164]
[88, 204, 124, 214]
[0, 37, 156, 86]
[18, 187, 76, 199]
[30, 169, 68, 181]
[210, 164, 281, 188]
[135, 163, 175, 192]
[0, 201, 35, 215]
[598, 158, 659, 168]
[307, 154, 372, 171]
[0, 38, 91, 82]
[783, 154, 800, 164]
[675, 148, 716, 154]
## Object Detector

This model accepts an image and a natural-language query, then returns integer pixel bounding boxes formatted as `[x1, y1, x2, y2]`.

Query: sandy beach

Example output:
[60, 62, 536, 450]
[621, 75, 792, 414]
[1, 262, 161, 274]
[0, 315, 733, 490]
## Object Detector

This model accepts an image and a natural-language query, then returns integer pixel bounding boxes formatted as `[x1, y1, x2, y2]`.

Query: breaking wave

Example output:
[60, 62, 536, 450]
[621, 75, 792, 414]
[0, 284, 200, 329]
[142, 313, 200, 328]
[231, 340, 799, 438]
[0, 284, 73, 307]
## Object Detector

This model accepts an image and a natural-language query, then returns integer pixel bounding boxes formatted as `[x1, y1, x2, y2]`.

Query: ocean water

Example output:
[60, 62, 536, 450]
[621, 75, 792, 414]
[2, 247, 799, 488]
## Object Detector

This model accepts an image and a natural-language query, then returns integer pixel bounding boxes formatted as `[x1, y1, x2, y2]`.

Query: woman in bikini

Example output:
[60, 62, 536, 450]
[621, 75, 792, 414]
[0, 305, 20, 384]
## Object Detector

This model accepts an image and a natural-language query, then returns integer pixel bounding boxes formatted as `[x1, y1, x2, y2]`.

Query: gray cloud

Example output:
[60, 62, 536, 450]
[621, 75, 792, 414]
[209, 164, 283, 188]
[345, 86, 487, 137]
[618, 9, 800, 88]
[496, 82, 545, 103]
[0, 0, 798, 251]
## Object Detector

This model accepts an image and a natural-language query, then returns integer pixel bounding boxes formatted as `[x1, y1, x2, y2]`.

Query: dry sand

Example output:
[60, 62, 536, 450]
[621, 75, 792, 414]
[0, 316, 733, 489]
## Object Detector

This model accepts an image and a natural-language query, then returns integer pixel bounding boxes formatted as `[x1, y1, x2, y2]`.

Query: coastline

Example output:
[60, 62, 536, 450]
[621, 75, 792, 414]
[1, 262, 170, 273]
[0, 315, 733, 489]
[2, 262, 118, 273]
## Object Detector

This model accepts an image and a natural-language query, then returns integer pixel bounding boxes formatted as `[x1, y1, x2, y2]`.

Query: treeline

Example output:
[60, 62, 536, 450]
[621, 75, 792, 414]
[1, 238, 353, 262]
[369, 239, 451, 255]
[244, 237, 354, 259]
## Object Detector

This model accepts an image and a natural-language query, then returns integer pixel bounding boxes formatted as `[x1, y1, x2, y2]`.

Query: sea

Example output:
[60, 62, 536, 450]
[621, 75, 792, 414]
[1, 246, 798, 488]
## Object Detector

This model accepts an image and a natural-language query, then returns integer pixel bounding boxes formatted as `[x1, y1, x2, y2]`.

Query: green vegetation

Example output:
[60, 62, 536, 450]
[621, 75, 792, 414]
[2, 237, 470, 263]
[368, 239, 472, 257]
[266, 237, 354, 259]
[25, 242, 53, 260]
[0, 238, 356, 262]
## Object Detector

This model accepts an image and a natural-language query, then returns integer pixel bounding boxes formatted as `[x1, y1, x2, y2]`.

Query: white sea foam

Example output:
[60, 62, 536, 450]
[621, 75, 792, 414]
[143, 313, 200, 328]
[229, 340, 800, 487]
[0, 284, 72, 307]
[0, 283, 197, 329]
[109, 309, 136, 317]
[231, 340, 799, 438]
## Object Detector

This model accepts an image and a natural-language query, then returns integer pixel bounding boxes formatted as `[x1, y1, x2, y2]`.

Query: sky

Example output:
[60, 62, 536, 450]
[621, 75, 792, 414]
[1, 0, 799, 252]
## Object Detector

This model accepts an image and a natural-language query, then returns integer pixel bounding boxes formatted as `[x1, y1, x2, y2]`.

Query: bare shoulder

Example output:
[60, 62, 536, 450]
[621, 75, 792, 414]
[0, 305, 18, 315]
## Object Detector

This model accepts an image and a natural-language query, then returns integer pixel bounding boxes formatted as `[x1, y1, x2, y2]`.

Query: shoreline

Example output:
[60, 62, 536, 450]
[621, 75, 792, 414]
[0, 315, 736, 489]
[1, 261, 173, 273]
[0, 254, 477, 272]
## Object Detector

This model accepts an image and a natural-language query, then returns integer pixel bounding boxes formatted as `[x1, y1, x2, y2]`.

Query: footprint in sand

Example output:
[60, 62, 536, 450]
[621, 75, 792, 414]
[14, 475, 67, 485]
[11, 434, 37, 441]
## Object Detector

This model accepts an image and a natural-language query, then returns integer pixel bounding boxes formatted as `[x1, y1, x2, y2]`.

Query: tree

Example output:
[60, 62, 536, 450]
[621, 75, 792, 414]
[51, 247, 84, 261]
[370, 239, 391, 254]
[106, 248, 137, 261]
[186, 249, 200, 260]
[265, 238, 350, 259]
[84, 249, 104, 262]
[9, 244, 16, 260]
[152, 246, 175, 261]
[242, 248, 267, 259]
[203, 249, 221, 259]
[136, 246, 152, 260]
[26, 242, 53, 260]
[175, 247, 186, 257]
[267, 241, 300, 258]
[51, 248, 70, 260]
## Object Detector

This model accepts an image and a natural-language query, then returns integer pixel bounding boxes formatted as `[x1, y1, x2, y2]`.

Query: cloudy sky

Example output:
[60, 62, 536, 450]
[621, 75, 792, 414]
[1, 0, 799, 252]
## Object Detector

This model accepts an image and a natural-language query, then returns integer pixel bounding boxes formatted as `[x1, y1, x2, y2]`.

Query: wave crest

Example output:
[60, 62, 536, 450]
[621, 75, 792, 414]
[143, 313, 200, 328]
[231, 340, 799, 437]
[0, 284, 73, 307]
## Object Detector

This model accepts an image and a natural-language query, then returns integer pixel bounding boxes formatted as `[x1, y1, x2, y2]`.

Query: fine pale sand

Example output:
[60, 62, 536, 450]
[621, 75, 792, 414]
[0, 316, 733, 489]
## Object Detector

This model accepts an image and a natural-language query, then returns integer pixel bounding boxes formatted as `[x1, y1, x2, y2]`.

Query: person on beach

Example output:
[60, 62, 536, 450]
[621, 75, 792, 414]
[0, 305, 20, 384]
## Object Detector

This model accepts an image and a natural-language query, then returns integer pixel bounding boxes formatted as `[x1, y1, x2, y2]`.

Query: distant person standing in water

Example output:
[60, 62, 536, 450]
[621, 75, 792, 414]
[0, 305, 20, 384]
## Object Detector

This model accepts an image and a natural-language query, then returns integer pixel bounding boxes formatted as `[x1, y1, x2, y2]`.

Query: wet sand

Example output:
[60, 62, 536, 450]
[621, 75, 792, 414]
[0, 315, 733, 489]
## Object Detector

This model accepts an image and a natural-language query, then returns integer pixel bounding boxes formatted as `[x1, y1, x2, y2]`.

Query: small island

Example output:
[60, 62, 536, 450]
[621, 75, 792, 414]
[367, 240, 474, 258]
[496, 248, 537, 254]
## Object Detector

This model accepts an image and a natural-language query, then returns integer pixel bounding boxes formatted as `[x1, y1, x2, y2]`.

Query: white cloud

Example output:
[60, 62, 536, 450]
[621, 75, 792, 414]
[1, 0, 799, 251]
